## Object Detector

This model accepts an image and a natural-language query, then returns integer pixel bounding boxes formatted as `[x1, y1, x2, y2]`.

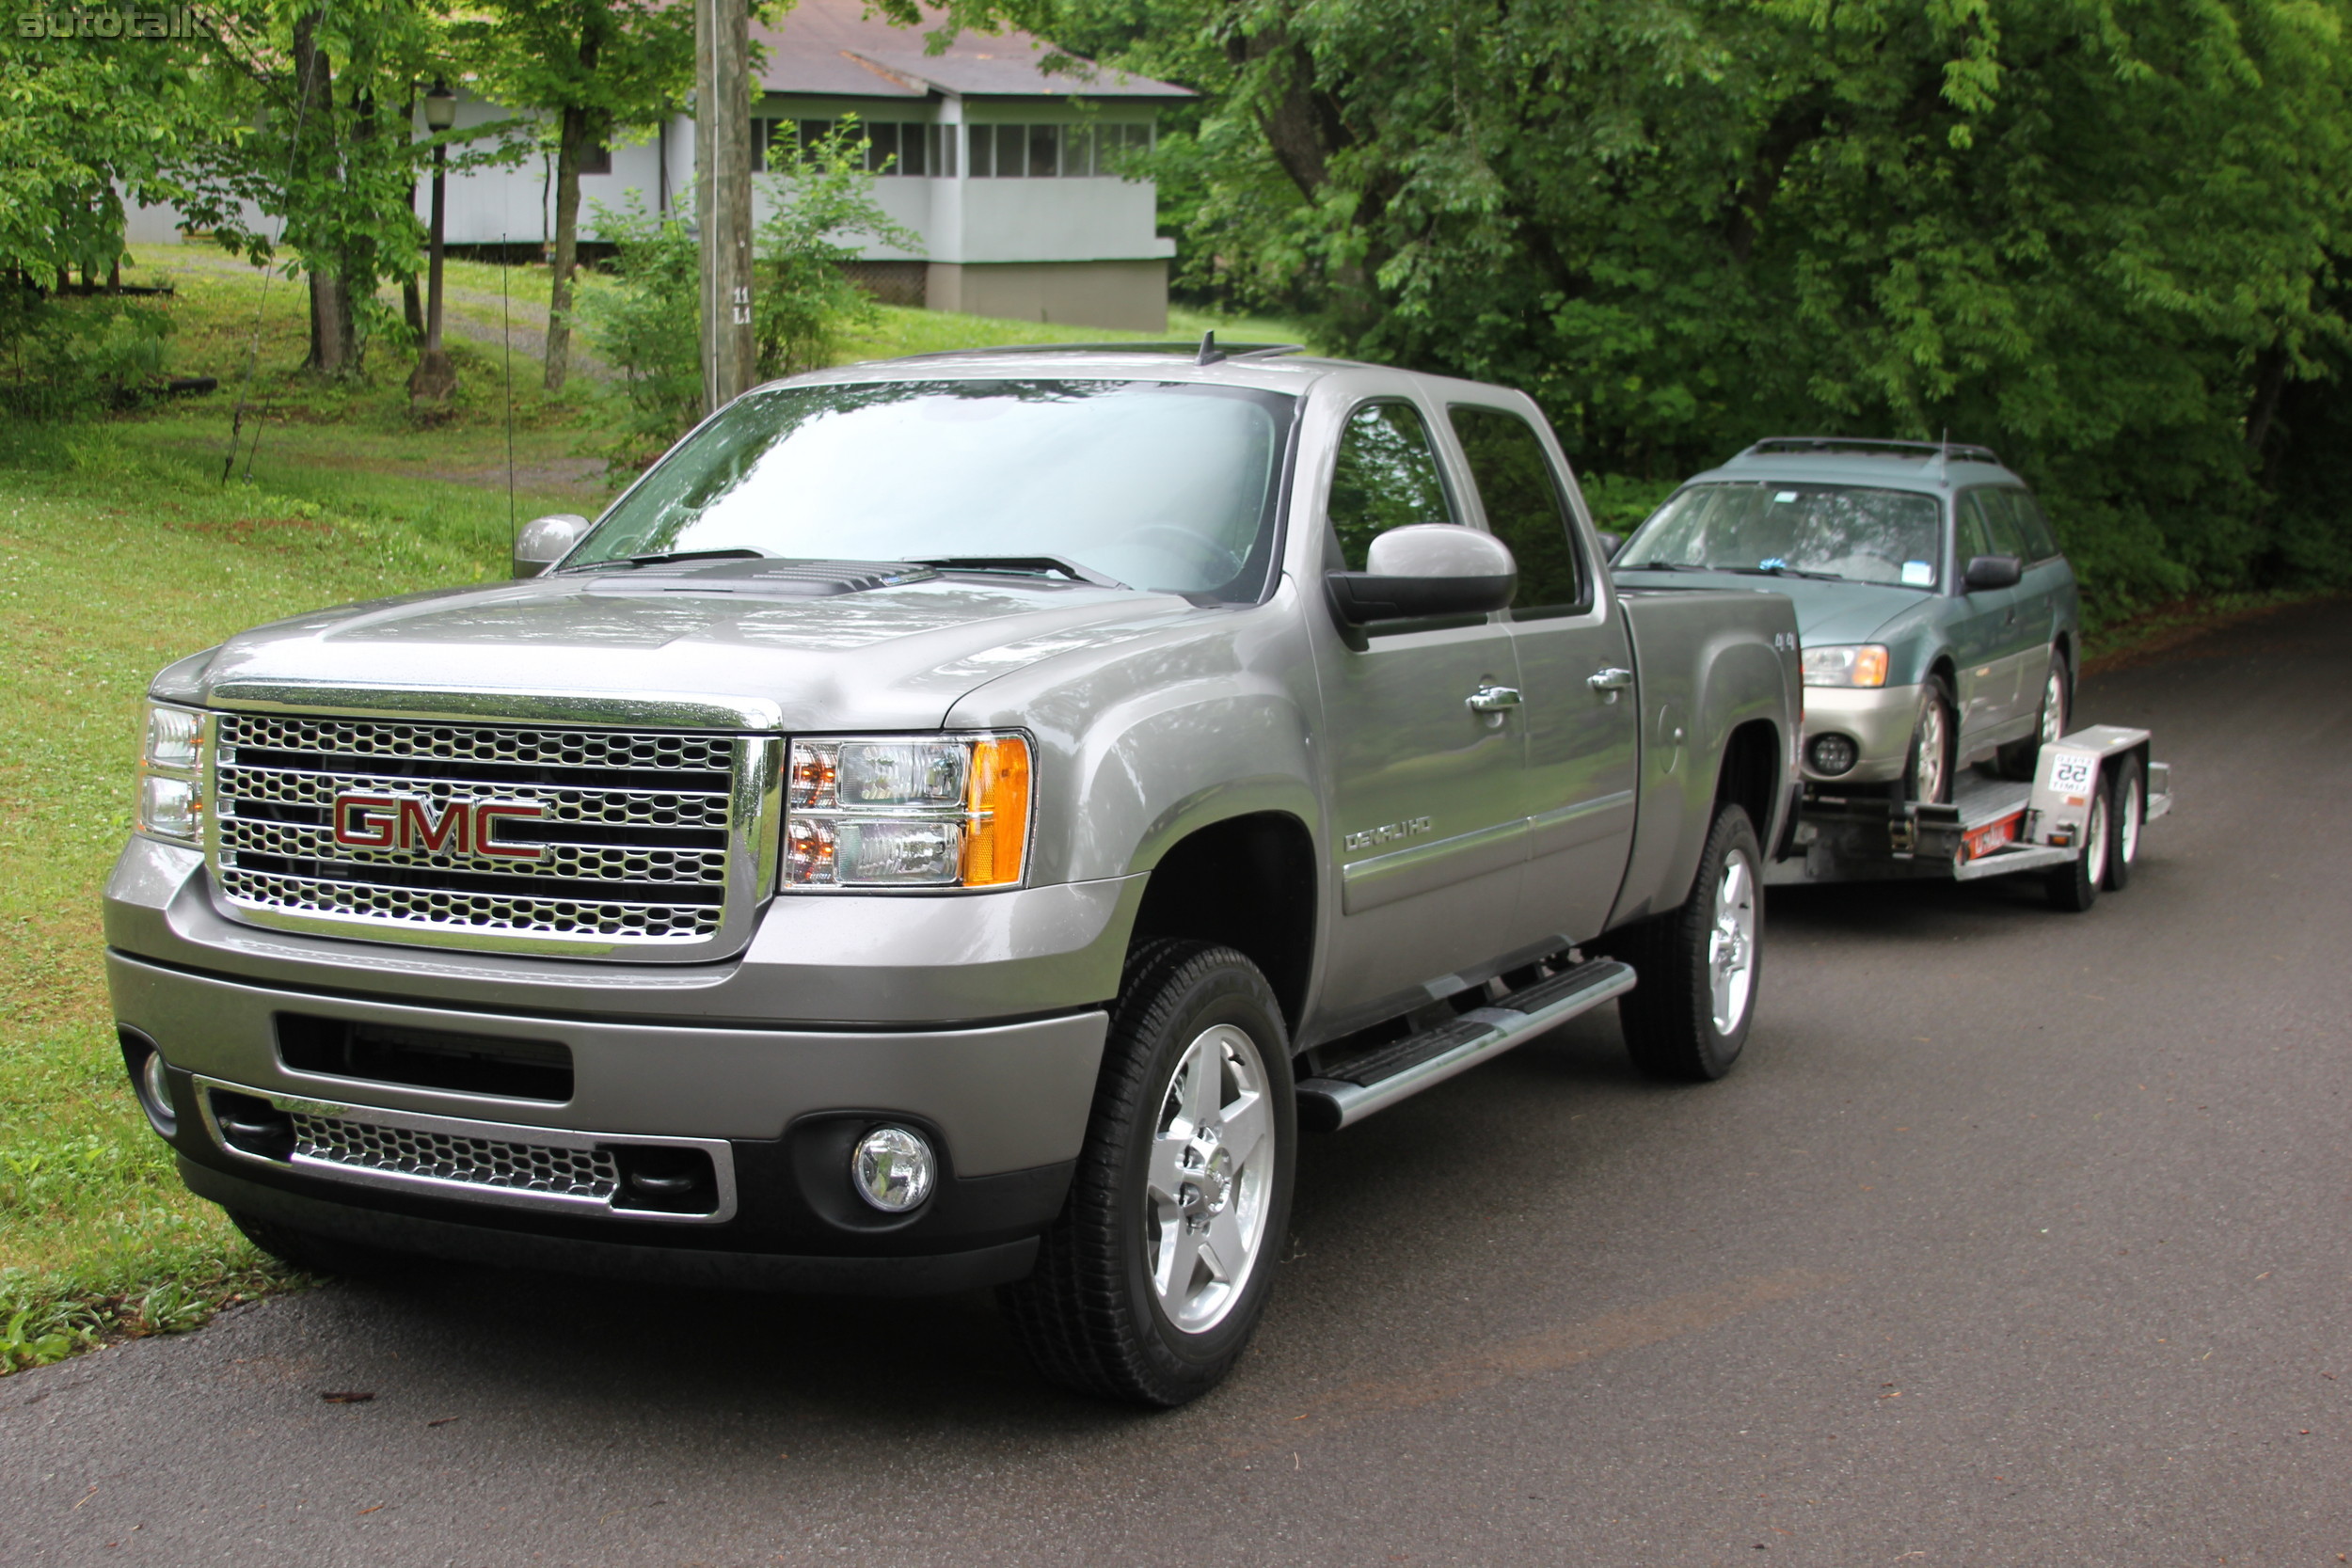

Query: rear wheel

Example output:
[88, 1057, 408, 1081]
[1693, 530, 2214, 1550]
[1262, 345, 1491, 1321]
[2000, 652, 2070, 780]
[1903, 676, 1957, 804]
[2105, 753, 2144, 891]
[1607, 802, 1761, 1082]
[2045, 768, 2112, 912]
[999, 941, 1295, 1406]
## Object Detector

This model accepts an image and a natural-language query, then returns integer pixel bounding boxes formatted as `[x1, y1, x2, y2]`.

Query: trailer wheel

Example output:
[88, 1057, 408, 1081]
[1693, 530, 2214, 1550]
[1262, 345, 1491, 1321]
[1999, 651, 2070, 781]
[2105, 753, 2144, 891]
[1610, 802, 1761, 1082]
[2044, 771, 2111, 912]
[1903, 676, 1957, 804]
[999, 940, 1295, 1407]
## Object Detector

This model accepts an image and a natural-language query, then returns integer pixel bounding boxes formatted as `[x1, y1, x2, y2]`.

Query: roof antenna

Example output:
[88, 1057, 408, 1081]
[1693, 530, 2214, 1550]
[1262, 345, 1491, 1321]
[1197, 329, 1225, 366]
[1931, 427, 1950, 481]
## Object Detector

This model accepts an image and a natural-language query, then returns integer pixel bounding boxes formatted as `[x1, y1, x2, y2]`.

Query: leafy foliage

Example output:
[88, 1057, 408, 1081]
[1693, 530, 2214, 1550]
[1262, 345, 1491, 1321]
[1008, 0, 2352, 617]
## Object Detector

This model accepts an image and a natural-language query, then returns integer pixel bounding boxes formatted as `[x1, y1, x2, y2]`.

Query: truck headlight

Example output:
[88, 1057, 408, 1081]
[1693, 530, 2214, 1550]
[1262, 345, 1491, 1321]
[783, 734, 1031, 889]
[135, 703, 211, 845]
[1801, 644, 1890, 689]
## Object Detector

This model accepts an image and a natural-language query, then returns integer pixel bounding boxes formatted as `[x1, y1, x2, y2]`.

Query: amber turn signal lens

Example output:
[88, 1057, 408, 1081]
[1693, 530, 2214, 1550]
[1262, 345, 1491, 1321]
[1851, 645, 1890, 688]
[961, 736, 1030, 887]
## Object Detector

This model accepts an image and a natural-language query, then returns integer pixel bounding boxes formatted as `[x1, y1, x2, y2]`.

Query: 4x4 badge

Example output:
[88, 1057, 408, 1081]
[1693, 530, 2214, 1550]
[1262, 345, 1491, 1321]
[331, 795, 547, 860]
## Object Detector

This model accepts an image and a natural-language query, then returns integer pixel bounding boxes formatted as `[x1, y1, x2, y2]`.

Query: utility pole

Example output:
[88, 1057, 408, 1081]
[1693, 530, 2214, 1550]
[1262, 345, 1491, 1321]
[695, 0, 754, 415]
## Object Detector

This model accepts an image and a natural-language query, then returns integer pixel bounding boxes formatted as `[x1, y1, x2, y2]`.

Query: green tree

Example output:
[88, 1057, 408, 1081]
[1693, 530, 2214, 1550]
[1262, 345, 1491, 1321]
[453, 0, 693, 393]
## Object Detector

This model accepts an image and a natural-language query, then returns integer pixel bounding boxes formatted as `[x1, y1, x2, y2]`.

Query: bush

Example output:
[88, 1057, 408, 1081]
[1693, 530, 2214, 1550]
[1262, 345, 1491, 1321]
[0, 288, 172, 418]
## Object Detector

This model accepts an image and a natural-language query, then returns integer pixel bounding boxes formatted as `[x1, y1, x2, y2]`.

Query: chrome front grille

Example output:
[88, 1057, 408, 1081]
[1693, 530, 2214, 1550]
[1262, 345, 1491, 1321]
[208, 713, 775, 957]
[292, 1110, 620, 1198]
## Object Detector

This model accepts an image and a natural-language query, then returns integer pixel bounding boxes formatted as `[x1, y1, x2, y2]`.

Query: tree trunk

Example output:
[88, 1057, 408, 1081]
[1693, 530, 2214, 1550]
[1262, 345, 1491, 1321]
[337, 83, 378, 372]
[546, 104, 589, 392]
[292, 10, 347, 373]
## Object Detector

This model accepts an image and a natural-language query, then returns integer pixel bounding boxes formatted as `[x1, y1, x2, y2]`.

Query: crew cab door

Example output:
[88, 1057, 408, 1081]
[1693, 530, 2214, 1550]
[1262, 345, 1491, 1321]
[1311, 398, 1528, 1015]
[1446, 404, 1640, 945]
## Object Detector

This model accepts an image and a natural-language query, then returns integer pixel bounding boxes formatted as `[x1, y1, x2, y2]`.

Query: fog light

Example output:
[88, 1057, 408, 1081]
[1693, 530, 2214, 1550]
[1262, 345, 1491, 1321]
[851, 1126, 935, 1213]
[1808, 734, 1859, 776]
[124, 1035, 176, 1137]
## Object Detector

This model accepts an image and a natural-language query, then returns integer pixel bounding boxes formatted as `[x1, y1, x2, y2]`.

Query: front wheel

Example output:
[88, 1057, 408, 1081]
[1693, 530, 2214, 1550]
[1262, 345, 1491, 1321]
[999, 941, 1295, 1406]
[1904, 676, 1957, 804]
[1606, 802, 1762, 1082]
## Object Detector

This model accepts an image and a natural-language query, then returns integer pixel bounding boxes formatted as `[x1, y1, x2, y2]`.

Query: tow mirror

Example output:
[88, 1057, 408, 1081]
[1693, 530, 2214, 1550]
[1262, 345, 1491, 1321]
[1326, 524, 1516, 625]
[1596, 531, 1624, 562]
[513, 514, 592, 578]
[1963, 553, 2023, 592]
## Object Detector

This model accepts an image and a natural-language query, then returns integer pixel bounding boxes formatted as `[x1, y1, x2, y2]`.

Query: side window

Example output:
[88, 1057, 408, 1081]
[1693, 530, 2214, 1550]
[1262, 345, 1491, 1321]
[1975, 489, 2030, 559]
[1448, 405, 1585, 612]
[1956, 492, 1996, 564]
[2010, 489, 2059, 561]
[1327, 401, 1455, 570]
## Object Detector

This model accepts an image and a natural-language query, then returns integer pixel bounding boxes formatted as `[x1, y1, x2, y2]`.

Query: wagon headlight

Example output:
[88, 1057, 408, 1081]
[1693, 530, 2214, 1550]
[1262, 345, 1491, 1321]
[135, 703, 210, 845]
[783, 734, 1031, 889]
[1801, 644, 1890, 689]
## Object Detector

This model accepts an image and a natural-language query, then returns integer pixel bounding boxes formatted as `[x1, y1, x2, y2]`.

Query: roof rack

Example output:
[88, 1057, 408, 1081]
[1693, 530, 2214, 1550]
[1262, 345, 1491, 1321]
[884, 341, 1308, 364]
[1740, 436, 2004, 467]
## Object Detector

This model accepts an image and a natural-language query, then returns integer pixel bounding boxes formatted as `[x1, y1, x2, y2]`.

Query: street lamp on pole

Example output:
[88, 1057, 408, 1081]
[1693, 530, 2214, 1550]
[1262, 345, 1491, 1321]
[410, 78, 459, 409]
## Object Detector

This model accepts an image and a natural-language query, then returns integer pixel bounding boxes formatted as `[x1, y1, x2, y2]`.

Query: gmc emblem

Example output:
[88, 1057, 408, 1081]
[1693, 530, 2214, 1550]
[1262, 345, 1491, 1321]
[332, 794, 546, 861]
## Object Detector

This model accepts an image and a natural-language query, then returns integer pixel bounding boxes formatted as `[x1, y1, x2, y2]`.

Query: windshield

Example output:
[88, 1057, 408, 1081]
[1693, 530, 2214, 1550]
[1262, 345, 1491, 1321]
[1617, 482, 1946, 588]
[569, 379, 1295, 599]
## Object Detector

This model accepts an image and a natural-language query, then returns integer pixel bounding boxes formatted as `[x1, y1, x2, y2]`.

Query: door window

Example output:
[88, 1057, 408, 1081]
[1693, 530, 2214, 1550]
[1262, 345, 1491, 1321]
[1327, 401, 1455, 570]
[1956, 492, 1997, 564]
[2009, 490, 2059, 561]
[1973, 489, 2031, 559]
[1448, 405, 1586, 613]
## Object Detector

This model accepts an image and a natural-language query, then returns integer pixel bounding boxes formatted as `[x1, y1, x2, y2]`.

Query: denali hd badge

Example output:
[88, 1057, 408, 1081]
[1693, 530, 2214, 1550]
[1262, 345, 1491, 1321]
[331, 795, 547, 860]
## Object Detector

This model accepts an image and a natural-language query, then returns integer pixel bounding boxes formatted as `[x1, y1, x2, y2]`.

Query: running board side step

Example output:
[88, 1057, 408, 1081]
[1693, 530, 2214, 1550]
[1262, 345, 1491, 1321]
[1295, 958, 1637, 1132]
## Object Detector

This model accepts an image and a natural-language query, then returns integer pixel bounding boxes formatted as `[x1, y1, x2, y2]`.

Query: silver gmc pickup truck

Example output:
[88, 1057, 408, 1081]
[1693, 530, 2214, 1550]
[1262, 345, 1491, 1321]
[107, 344, 1801, 1404]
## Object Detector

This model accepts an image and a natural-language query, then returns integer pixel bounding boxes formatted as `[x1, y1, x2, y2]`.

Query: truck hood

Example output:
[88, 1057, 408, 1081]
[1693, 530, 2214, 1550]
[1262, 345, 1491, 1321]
[179, 559, 1201, 731]
[1613, 570, 1932, 647]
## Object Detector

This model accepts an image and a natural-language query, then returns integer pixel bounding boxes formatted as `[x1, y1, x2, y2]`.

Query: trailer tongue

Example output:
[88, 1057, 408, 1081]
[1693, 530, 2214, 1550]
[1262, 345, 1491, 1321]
[1772, 724, 2173, 911]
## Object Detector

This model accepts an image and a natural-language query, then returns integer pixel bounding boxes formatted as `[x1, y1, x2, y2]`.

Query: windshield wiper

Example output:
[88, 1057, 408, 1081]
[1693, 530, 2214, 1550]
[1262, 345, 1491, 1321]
[563, 547, 773, 573]
[1613, 560, 1714, 572]
[914, 555, 1129, 591]
[1721, 563, 1849, 582]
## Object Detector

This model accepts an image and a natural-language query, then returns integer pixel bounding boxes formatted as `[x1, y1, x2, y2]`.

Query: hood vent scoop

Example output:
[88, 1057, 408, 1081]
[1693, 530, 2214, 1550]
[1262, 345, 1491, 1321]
[580, 558, 937, 599]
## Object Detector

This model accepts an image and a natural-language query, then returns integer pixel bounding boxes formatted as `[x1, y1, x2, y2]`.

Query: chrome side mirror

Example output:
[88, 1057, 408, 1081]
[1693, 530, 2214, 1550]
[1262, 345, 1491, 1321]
[513, 514, 592, 578]
[1327, 524, 1517, 625]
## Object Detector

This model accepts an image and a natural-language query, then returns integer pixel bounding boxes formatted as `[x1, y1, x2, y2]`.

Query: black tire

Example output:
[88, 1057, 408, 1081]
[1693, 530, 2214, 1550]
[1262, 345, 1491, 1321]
[1999, 650, 2071, 780]
[2044, 768, 2111, 912]
[1606, 803, 1762, 1082]
[1903, 675, 1958, 804]
[229, 1211, 411, 1281]
[999, 940, 1295, 1407]
[2104, 753, 2144, 891]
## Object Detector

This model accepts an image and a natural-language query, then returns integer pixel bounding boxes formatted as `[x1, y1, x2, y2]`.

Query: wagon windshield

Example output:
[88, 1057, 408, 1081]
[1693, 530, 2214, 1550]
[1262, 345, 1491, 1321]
[1618, 482, 1945, 589]
[568, 378, 1296, 602]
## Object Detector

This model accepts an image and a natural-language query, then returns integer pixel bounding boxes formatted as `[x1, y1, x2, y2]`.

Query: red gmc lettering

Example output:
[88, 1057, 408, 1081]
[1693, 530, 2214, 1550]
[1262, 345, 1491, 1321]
[332, 795, 398, 849]
[397, 797, 469, 853]
[471, 802, 547, 860]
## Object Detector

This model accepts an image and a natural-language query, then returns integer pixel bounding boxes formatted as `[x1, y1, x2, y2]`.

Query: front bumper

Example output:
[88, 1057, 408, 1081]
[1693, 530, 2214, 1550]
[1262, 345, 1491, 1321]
[106, 838, 1128, 1283]
[1800, 683, 1919, 786]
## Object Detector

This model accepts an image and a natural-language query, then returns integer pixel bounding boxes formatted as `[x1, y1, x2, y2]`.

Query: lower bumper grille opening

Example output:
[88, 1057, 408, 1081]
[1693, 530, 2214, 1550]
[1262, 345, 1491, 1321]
[197, 1080, 734, 1223]
[276, 1014, 575, 1102]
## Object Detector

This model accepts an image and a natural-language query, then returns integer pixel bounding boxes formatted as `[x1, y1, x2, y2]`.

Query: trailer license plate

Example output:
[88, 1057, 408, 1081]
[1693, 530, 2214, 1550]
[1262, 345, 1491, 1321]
[2048, 751, 2097, 801]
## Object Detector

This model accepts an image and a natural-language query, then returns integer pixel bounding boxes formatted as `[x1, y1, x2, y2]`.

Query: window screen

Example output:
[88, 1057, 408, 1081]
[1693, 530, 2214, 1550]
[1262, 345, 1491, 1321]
[1327, 402, 1454, 571]
[1449, 405, 1583, 611]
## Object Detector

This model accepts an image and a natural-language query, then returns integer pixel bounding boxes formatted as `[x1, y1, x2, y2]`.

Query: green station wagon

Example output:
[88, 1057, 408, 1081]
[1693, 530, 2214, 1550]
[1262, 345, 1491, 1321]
[1611, 438, 2079, 803]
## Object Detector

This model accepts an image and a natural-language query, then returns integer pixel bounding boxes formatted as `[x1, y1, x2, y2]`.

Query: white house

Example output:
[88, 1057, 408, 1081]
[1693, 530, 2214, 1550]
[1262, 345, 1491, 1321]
[422, 0, 1191, 330]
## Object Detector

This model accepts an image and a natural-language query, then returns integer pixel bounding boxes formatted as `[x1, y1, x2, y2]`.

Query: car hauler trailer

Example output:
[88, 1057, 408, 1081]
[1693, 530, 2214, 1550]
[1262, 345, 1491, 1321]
[1770, 724, 2171, 911]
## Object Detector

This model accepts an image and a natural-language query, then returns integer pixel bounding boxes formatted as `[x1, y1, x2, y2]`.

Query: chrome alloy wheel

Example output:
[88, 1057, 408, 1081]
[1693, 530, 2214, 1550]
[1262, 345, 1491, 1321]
[1708, 847, 1758, 1035]
[1144, 1022, 1275, 1335]
[2039, 667, 2068, 747]
[1913, 697, 1948, 803]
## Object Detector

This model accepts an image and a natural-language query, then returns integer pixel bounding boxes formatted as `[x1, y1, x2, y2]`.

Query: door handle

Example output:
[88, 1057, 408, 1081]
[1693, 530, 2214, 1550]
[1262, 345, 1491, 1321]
[1587, 667, 1635, 693]
[1466, 684, 1522, 712]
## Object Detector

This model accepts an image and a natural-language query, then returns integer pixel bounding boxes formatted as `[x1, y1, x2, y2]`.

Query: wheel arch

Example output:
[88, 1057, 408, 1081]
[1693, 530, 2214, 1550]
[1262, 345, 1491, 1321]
[1124, 810, 1318, 1035]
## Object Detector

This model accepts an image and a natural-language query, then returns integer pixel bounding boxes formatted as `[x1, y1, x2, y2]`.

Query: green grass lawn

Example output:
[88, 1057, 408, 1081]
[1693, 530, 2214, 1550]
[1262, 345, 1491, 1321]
[0, 252, 1318, 1373]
